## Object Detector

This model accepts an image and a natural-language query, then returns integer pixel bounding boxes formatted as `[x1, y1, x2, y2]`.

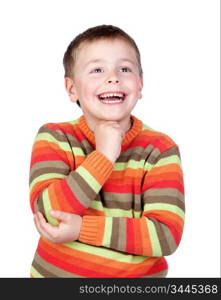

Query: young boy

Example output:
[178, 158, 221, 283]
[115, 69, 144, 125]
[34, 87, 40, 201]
[29, 25, 185, 278]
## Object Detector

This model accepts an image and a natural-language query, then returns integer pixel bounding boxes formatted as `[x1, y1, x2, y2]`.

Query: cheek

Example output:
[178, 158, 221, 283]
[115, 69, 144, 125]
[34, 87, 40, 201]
[126, 77, 142, 92]
[83, 78, 101, 96]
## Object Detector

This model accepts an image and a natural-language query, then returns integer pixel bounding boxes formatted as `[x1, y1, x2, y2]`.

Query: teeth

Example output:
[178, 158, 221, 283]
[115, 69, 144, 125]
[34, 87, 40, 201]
[98, 92, 125, 100]
[100, 99, 122, 103]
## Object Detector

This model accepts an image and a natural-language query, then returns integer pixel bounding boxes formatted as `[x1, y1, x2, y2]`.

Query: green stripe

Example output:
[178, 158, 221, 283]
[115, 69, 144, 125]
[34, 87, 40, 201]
[71, 147, 85, 156]
[30, 173, 65, 190]
[134, 211, 142, 218]
[102, 217, 113, 247]
[155, 155, 181, 167]
[90, 200, 103, 211]
[147, 219, 162, 256]
[65, 241, 147, 263]
[144, 203, 185, 220]
[76, 166, 101, 193]
[104, 207, 134, 217]
[35, 133, 71, 151]
[114, 159, 145, 171]
[30, 266, 44, 278]
[90, 202, 138, 218]
[42, 189, 59, 226]
[68, 119, 80, 125]
[144, 161, 154, 171]
[144, 154, 181, 171]
[142, 124, 155, 131]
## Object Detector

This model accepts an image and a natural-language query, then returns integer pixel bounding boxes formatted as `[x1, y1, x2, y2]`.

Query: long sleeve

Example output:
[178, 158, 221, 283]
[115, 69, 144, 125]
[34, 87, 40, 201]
[29, 124, 113, 225]
[79, 145, 185, 257]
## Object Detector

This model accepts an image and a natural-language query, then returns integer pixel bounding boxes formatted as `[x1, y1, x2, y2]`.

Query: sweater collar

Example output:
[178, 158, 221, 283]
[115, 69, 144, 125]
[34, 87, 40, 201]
[78, 115, 142, 148]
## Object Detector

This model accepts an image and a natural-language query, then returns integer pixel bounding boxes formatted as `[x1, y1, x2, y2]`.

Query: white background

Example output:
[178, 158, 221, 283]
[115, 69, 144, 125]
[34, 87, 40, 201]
[0, 0, 220, 277]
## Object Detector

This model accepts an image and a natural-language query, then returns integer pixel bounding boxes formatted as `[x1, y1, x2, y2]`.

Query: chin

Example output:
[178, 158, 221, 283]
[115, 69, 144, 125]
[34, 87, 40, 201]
[99, 110, 130, 121]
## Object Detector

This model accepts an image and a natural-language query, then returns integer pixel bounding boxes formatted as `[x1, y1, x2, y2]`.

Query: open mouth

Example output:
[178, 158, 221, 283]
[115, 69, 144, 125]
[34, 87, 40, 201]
[97, 92, 126, 104]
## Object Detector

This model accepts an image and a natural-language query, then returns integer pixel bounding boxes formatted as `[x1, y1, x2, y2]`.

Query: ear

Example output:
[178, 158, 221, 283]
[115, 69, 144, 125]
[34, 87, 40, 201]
[138, 76, 143, 100]
[64, 77, 79, 103]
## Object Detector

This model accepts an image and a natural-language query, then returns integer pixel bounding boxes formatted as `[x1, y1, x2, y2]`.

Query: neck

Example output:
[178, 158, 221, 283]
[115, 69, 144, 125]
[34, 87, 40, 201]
[83, 114, 132, 133]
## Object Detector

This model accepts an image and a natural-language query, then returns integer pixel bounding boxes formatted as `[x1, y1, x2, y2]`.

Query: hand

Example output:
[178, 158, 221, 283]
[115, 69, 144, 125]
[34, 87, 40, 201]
[33, 210, 82, 244]
[94, 121, 124, 163]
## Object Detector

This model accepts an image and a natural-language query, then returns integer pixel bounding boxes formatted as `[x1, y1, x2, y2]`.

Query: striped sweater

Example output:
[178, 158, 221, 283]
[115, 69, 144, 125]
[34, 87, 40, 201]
[29, 114, 185, 278]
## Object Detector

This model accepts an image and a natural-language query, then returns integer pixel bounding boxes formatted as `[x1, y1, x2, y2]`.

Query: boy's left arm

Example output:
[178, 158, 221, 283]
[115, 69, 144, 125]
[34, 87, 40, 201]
[79, 144, 185, 257]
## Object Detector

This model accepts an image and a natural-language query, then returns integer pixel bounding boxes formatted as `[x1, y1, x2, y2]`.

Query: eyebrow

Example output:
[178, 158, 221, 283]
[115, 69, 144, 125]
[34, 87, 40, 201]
[84, 58, 136, 67]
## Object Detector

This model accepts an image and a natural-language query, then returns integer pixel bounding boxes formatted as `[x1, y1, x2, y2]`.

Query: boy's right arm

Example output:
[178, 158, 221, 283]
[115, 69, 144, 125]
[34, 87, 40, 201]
[29, 122, 118, 225]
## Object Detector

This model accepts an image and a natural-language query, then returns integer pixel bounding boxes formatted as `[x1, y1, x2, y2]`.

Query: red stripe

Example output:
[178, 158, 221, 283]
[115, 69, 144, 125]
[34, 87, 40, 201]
[126, 218, 135, 253]
[103, 183, 141, 194]
[147, 258, 168, 276]
[143, 180, 184, 194]
[61, 179, 87, 215]
[147, 213, 183, 245]
[37, 246, 113, 277]
[127, 138, 172, 153]
[31, 154, 69, 167]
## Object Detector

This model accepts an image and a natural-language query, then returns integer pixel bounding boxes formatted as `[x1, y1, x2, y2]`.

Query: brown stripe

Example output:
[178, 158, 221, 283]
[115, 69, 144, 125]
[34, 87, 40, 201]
[143, 195, 185, 211]
[158, 145, 180, 160]
[37, 192, 47, 217]
[30, 167, 68, 185]
[134, 194, 142, 212]
[118, 145, 155, 162]
[102, 199, 132, 210]
[147, 147, 162, 164]
[34, 253, 84, 278]
[66, 171, 96, 207]
[30, 161, 69, 184]
[98, 191, 184, 212]
[117, 218, 127, 252]
[144, 188, 184, 202]
[38, 126, 70, 143]
[110, 218, 120, 250]
[66, 133, 94, 153]
[32, 259, 58, 278]
[149, 218, 171, 256]
[119, 145, 161, 165]
[160, 223, 177, 254]
[142, 269, 168, 278]
[101, 193, 140, 211]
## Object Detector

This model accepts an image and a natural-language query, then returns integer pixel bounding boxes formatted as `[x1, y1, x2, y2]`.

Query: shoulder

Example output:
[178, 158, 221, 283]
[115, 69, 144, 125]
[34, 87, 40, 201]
[134, 116, 178, 153]
[35, 117, 82, 144]
[37, 117, 80, 135]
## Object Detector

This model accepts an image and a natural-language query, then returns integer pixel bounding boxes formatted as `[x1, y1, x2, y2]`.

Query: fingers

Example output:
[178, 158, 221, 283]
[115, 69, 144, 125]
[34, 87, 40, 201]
[34, 213, 52, 241]
[34, 212, 59, 240]
[49, 210, 71, 223]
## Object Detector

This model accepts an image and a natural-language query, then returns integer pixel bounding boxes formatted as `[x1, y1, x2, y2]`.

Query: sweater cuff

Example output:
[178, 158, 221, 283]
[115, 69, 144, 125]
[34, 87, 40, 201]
[80, 150, 113, 186]
[79, 215, 105, 246]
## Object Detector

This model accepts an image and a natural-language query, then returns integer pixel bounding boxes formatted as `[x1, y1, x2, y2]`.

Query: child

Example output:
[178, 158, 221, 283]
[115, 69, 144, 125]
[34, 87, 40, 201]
[29, 24, 185, 278]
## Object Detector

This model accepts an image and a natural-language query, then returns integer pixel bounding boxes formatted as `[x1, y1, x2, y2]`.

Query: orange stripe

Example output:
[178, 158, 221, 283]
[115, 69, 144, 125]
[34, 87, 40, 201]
[40, 239, 129, 275]
[30, 179, 55, 202]
[66, 152, 75, 169]
[39, 238, 157, 276]
[149, 172, 183, 182]
[143, 210, 184, 233]
[84, 207, 105, 216]
[140, 217, 152, 256]
[150, 164, 182, 175]
[54, 180, 75, 212]
[33, 141, 71, 160]
[47, 183, 62, 211]
[133, 218, 143, 255]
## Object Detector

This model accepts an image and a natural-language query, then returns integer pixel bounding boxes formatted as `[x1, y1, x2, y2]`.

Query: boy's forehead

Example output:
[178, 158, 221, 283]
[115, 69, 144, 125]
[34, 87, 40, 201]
[75, 38, 137, 63]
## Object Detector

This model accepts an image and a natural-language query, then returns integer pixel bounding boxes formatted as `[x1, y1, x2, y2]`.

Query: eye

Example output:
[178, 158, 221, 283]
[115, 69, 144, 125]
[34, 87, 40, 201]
[120, 67, 131, 73]
[91, 68, 103, 73]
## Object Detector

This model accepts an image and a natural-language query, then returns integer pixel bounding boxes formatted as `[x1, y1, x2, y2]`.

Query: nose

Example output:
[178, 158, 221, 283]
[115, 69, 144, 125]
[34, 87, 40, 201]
[107, 71, 119, 83]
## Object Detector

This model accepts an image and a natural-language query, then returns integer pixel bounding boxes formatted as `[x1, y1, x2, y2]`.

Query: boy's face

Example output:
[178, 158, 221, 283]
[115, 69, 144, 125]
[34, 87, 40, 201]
[66, 38, 143, 126]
